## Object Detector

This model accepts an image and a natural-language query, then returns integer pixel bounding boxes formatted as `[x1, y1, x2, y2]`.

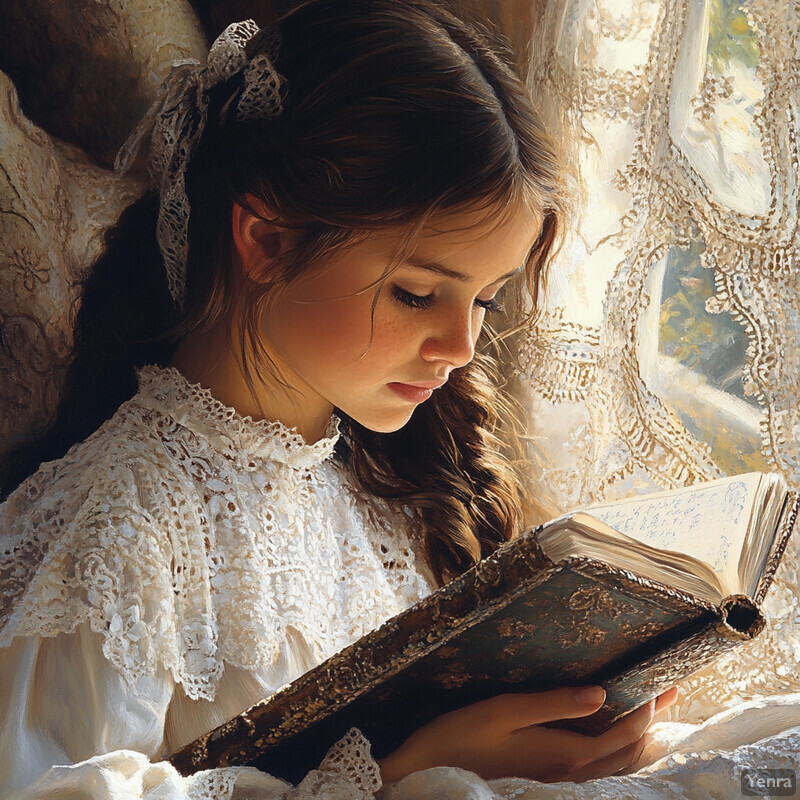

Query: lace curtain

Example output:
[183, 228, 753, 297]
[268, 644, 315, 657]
[517, 0, 800, 723]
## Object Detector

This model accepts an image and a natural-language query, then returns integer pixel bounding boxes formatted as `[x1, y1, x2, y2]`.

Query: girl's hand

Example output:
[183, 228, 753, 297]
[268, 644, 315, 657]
[378, 686, 678, 785]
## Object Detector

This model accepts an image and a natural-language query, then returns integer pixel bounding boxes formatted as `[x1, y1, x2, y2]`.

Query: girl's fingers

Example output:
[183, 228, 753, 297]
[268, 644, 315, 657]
[496, 710, 651, 782]
[569, 690, 674, 777]
[389, 687, 674, 784]
[654, 686, 679, 712]
[501, 686, 675, 732]
[579, 699, 656, 763]
[480, 687, 606, 731]
[570, 733, 650, 782]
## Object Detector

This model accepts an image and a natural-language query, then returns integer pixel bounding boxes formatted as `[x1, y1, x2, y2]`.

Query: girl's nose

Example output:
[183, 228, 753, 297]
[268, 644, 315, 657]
[419, 307, 478, 368]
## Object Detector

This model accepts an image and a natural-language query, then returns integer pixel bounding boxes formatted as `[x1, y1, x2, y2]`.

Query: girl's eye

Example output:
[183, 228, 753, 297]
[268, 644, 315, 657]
[392, 286, 505, 314]
[474, 297, 505, 314]
[392, 286, 435, 309]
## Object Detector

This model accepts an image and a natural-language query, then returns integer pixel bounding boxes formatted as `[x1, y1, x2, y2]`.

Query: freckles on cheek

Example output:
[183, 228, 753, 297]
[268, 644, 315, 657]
[374, 316, 411, 355]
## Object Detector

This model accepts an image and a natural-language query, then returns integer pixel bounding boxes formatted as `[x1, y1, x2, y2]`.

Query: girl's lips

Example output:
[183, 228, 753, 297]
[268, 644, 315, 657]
[387, 382, 440, 403]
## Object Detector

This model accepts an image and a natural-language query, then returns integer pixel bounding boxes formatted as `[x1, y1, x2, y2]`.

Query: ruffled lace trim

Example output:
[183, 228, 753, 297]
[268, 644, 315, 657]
[135, 365, 340, 469]
[286, 729, 382, 799]
[1, 367, 431, 702]
[186, 766, 241, 800]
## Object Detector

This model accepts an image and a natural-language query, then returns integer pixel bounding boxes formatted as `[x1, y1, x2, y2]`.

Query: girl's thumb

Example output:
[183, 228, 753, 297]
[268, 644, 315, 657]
[506, 686, 606, 728]
[572, 686, 606, 710]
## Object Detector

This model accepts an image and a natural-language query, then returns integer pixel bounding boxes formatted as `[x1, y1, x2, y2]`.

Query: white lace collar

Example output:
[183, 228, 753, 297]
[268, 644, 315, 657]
[134, 364, 341, 469]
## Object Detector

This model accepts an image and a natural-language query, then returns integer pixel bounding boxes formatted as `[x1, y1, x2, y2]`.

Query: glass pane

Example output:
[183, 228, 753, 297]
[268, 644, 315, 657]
[674, 0, 770, 217]
[653, 242, 767, 473]
[659, 242, 753, 404]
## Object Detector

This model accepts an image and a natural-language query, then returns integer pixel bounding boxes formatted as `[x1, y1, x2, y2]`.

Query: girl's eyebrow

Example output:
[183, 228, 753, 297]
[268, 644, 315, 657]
[407, 260, 525, 283]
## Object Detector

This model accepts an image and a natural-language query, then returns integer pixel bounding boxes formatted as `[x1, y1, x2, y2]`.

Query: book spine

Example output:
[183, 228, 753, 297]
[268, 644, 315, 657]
[563, 596, 764, 736]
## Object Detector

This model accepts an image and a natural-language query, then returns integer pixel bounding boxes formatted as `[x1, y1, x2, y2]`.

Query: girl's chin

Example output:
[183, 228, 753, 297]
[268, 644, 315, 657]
[348, 407, 419, 434]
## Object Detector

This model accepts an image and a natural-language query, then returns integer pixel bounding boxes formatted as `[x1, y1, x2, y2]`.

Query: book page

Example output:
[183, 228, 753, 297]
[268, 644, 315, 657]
[583, 474, 764, 576]
[539, 515, 727, 602]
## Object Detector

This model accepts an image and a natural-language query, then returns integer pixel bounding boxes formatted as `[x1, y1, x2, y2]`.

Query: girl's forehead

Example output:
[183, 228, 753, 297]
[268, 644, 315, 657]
[312, 206, 542, 288]
[352, 203, 542, 256]
[418, 208, 541, 268]
[422, 202, 542, 237]
[289, 203, 543, 293]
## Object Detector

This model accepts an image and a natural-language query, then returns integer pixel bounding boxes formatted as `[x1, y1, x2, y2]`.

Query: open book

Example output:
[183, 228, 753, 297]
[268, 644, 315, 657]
[545, 471, 788, 606]
[170, 472, 797, 783]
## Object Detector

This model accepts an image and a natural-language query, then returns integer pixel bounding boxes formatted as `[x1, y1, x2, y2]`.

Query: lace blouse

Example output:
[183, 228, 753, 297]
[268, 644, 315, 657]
[0, 365, 433, 798]
[1, 365, 799, 800]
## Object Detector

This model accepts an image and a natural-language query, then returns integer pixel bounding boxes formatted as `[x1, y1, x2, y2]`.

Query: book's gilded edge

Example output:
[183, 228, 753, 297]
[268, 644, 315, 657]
[755, 491, 799, 606]
[567, 561, 720, 615]
[169, 527, 739, 774]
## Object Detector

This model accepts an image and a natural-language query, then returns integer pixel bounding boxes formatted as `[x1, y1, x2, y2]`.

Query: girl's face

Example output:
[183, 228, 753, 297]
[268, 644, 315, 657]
[260, 206, 541, 437]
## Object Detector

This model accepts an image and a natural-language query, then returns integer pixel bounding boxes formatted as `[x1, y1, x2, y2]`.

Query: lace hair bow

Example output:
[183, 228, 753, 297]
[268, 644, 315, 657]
[115, 20, 285, 309]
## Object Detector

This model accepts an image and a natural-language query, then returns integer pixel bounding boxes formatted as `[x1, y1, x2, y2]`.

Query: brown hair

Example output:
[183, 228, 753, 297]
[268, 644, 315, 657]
[3, 0, 566, 583]
[175, 0, 566, 583]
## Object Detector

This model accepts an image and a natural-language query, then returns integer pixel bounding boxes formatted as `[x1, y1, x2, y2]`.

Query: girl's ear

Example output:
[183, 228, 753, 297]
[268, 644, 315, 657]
[231, 194, 284, 280]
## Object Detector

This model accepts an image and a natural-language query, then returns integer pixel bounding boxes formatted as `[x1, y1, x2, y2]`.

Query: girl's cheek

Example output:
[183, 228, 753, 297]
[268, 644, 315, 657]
[294, 298, 378, 362]
[372, 310, 418, 351]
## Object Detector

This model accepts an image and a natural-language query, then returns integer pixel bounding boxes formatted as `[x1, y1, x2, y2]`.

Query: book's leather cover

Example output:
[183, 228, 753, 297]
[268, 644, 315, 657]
[169, 492, 797, 784]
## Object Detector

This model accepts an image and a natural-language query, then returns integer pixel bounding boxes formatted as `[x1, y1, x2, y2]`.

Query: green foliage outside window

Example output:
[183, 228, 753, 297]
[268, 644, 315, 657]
[657, 242, 766, 472]
[652, 1, 767, 472]
[707, 0, 759, 73]
[658, 242, 752, 403]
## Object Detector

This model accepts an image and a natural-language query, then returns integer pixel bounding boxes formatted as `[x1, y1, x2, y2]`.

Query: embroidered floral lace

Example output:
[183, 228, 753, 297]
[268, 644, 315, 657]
[0, 365, 431, 703]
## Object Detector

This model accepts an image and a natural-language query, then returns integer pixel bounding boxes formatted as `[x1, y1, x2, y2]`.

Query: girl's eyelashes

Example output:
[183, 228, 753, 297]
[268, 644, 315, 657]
[391, 286, 505, 314]
[474, 297, 505, 314]
[392, 286, 435, 309]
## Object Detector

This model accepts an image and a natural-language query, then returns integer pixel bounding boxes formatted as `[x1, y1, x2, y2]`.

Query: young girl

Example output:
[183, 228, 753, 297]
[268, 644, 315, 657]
[0, 2, 675, 797]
